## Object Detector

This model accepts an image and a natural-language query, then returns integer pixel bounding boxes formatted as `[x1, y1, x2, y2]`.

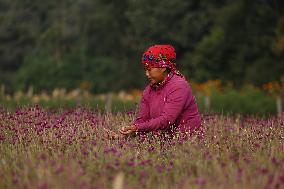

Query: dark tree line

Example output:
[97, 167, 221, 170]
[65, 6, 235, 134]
[0, 0, 283, 93]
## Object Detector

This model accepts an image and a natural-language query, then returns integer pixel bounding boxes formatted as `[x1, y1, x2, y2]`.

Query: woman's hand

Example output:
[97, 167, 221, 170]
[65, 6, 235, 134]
[119, 125, 138, 136]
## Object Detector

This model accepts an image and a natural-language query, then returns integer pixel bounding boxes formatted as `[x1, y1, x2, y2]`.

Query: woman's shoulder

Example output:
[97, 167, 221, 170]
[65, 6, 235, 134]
[168, 75, 189, 89]
[166, 75, 193, 97]
[142, 84, 151, 96]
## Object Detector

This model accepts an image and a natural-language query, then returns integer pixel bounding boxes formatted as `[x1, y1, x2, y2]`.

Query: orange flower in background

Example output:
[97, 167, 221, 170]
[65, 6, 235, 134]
[80, 81, 93, 91]
[191, 80, 221, 96]
[129, 89, 142, 99]
[263, 77, 284, 97]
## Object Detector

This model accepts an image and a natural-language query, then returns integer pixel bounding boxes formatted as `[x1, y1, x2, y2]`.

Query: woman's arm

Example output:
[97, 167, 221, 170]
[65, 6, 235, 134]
[133, 87, 150, 124]
[119, 86, 151, 136]
[136, 85, 189, 132]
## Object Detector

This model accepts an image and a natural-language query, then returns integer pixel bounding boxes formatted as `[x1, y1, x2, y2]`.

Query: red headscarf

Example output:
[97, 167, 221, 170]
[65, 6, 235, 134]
[142, 44, 184, 89]
[142, 44, 181, 75]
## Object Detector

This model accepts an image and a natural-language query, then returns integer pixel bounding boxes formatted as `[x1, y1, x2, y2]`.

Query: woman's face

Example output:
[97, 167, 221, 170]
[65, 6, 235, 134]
[144, 66, 167, 85]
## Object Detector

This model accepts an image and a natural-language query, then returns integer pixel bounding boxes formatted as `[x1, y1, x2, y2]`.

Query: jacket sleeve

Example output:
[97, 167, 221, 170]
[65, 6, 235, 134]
[133, 87, 150, 124]
[136, 85, 189, 132]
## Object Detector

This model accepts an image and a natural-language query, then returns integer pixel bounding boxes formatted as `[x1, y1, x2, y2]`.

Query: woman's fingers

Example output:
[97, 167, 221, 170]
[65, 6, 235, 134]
[103, 128, 120, 139]
[104, 127, 134, 138]
[103, 128, 110, 137]
[119, 127, 127, 132]
[119, 128, 133, 135]
[120, 126, 126, 131]
[103, 127, 111, 133]
[119, 129, 126, 134]
[120, 126, 130, 132]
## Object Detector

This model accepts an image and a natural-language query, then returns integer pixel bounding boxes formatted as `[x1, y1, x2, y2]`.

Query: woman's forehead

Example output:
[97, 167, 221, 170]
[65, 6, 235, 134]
[144, 65, 159, 70]
[144, 66, 164, 72]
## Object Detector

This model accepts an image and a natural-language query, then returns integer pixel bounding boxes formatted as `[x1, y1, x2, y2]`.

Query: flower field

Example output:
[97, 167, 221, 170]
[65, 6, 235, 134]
[0, 106, 283, 189]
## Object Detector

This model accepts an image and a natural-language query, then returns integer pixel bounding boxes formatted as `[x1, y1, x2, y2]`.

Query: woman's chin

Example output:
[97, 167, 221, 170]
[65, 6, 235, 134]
[148, 78, 158, 85]
[149, 80, 156, 85]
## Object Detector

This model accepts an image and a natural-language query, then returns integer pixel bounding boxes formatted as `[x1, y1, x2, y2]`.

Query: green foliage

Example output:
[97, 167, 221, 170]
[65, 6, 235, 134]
[14, 55, 131, 94]
[14, 56, 82, 93]
[194, 85, 281, 116]
[0, 0, 283, 92]
[191, 27, 225, 82]
[191, 0, 284, 86]
[210, 87, 276, 116]
[84, 57, 125, 93]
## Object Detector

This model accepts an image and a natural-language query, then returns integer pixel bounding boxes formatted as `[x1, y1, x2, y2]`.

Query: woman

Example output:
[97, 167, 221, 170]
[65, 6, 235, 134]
[106, 44, 202, 139]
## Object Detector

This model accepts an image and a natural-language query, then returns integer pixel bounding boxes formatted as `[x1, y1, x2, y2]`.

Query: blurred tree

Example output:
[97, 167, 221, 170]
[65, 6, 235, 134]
[0, 0, 41, 93]
[125, 0, 214, 85]
[14, 56, 82, 93]
[191, 0, 284, 86]
[0, 0, 283, 93]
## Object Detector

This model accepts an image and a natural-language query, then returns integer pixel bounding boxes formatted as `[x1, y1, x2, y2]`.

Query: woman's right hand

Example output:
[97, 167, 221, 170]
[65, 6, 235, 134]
[119, 125, 137, 135]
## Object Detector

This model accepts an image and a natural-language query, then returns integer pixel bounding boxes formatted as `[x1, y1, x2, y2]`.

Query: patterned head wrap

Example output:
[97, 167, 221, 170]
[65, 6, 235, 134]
[142, 44, 182, 76]
[142, 44, 183, 89]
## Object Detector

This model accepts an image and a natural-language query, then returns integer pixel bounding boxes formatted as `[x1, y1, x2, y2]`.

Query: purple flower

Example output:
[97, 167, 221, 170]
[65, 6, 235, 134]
[253, 143, 260, 148]
[279, 174, 284, 183]
[155, 164, 165, 172]
[39, 154, 47, 161]
[55, 165, 64, 175]
[235, 168, 242, 182]
[38, 182, 49, 189]
[139, 159, 152, 166]
[127, 159, 135, 167]
[258, 167, 269, 175]
[91, 140, 97, 146]
[148, 146, 155, 153]
[265, 174, 275, 188]
[139, 170, 147, 180]
[194, 177, 207, 186]
[127, 110, 135, 116]
[104, 147, 121, 157]
[0, 134, 5, 141]
[12, 172, 19, 184]
[272, 157, 279, 166]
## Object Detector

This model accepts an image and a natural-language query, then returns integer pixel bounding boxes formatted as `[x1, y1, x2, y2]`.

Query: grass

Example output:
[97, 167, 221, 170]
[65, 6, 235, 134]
[0, 106, 283, 189]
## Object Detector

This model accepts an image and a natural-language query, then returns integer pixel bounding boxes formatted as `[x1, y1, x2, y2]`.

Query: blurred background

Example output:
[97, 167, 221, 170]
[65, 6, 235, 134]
[0, 0, 283, 116]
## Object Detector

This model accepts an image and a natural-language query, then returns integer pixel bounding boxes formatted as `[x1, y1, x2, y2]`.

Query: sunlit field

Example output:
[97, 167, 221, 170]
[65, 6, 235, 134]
[0, 106, 283, 189]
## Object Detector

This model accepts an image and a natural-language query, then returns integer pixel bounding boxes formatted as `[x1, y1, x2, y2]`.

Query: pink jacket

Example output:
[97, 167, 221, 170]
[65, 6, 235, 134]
[134, 74, 201, 135]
